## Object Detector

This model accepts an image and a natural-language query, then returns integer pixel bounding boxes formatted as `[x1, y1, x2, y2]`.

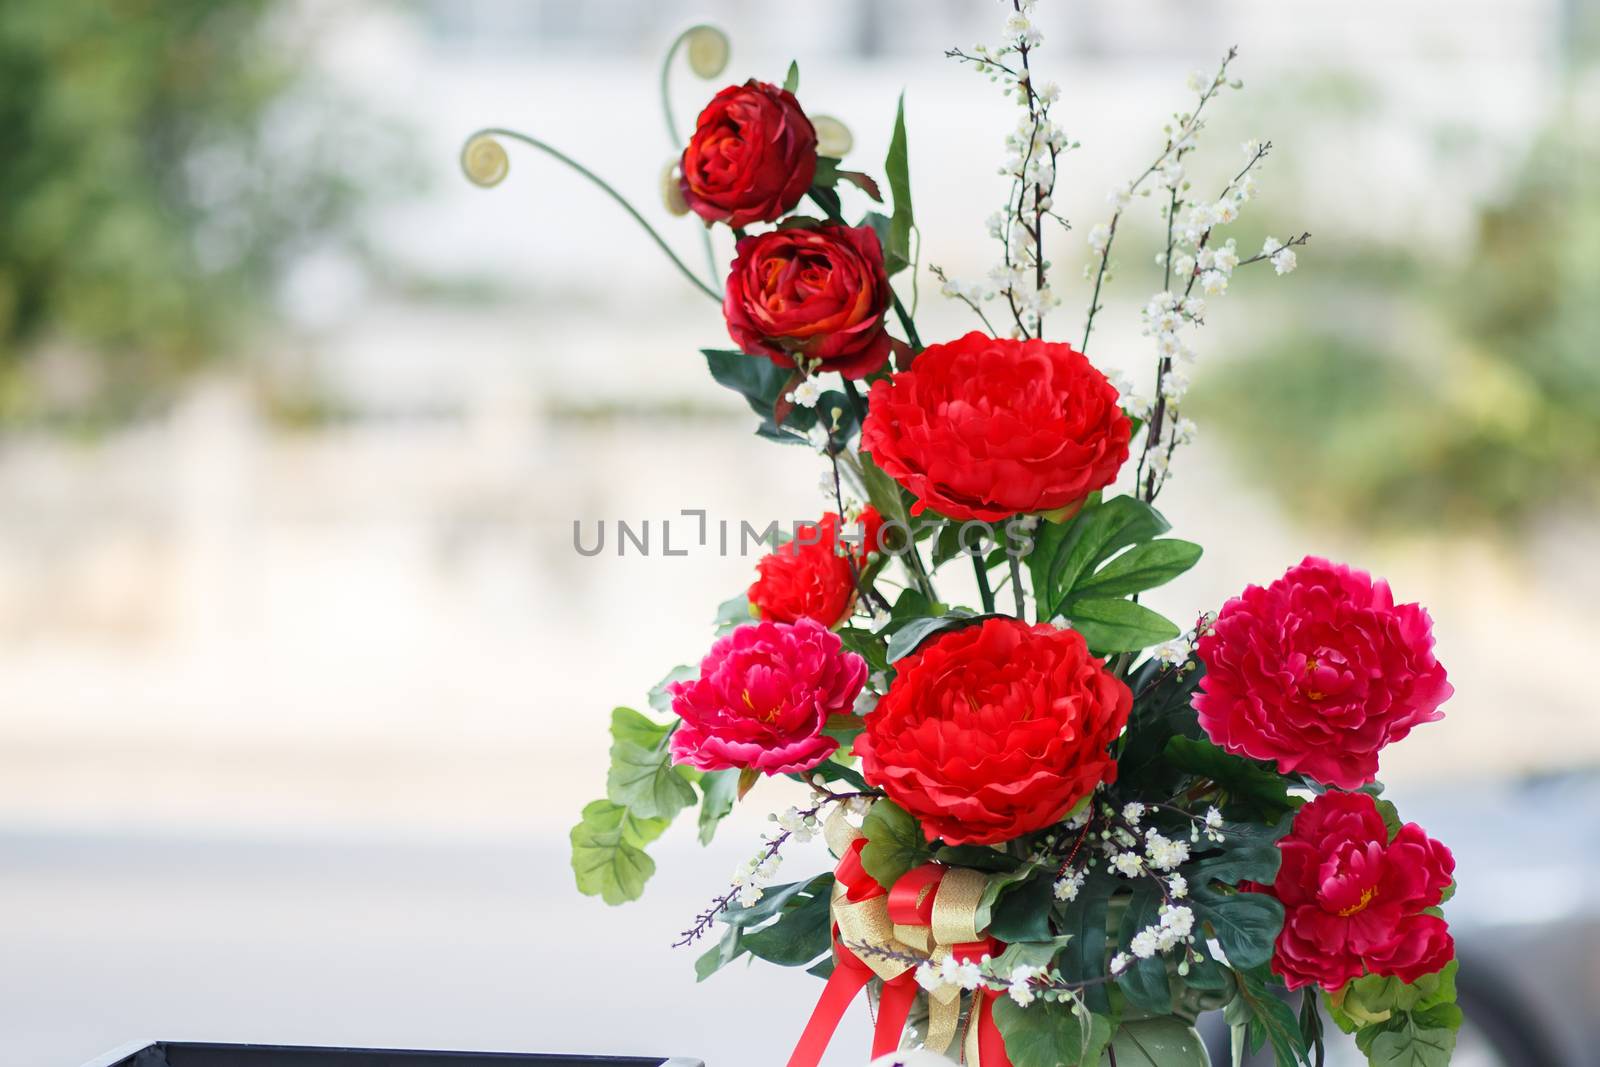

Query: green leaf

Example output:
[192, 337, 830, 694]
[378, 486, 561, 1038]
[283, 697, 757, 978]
[1164, 736, 1297, 822]
[1184, 842, 1283, 895]
[783, 59, 799, 94]
[1060, 597, 1180, 654]
[1069, 539, 1202, 599]
[1333, 961, 1460, 1033]
[713, 593, 754, 634]
[697, 769, 739, 845]
[1115, 659, 1207, 791]
[1299, 987, 1326, 1066]
[611, 705, 673, 749]
[804, 753, 870, 791]
[859, 797, 930, 887]
[1367, 1023, 1456, 1067]
[1032, 495, 1171, 617]
[993, 996, 1114, 1067]
[1226, 964, 1310, 1067]
[884, 93, 914, 275]
[703, 348, 823, 440]
[886, 610, 993, 661]
[723, 875, 824, 929]
[989, 935, 1074, 975]
[1056, 870, 1115, 1014]
[1190, 888, 1284, 971]
[606, 708, 697, 821]
[1109, 1015, 1213, 1066]
[1115, 883, 1172, 1014]
[695, 923, 743, 982]
[741, 875, 833, 966]
[836, 626, 890, 674]
[988, 871, 1056, 943]
[569, 799, 668, 905]
[935, 843, 1025, 873]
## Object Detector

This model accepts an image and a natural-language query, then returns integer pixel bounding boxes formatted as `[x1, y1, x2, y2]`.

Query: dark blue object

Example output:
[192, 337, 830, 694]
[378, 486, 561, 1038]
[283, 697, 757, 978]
[81, 1043, 703, 1067]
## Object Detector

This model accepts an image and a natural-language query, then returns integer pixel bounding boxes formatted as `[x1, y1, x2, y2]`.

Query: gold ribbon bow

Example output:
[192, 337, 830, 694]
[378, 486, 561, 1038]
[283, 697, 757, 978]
[825, 809, 994, 1057]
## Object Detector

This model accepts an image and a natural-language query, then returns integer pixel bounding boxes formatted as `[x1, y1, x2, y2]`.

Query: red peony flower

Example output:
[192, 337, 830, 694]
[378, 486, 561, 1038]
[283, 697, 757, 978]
[669, 618, 865, 776]
[854, 617, 1131, 845]
[1194, 557, 1452, 790]
[724, 225, 892, 379]
[1253, 791, 1455, 991]
[749, 508, 884, 628]
[860, 332, 1132, 522]
[679, 80, 817, 228]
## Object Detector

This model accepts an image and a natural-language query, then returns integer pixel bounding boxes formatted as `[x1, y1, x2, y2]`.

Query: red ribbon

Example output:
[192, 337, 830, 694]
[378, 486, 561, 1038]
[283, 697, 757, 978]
[969, 988, 1014, 1067]
[785, 937, 874, 1067]
[785, 852, 1015, 1066]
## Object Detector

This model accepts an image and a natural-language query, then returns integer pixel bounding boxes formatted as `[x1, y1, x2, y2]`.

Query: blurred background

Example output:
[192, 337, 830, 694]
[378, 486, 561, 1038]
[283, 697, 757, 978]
[2, 1, 1598, 1064]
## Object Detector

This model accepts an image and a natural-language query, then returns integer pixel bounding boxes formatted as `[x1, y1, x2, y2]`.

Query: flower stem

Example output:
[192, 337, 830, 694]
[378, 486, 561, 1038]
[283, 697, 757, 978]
[658, 30, 720, 283]
[971, 550, 996, 614]
[465, 127, 721, 303]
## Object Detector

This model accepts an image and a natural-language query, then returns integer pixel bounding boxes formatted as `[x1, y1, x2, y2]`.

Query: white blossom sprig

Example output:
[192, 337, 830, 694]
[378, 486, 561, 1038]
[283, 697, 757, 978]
[942, 0, 1072, 339]
[671, 785, 878, 947]
[1079, 46, 1241, 354]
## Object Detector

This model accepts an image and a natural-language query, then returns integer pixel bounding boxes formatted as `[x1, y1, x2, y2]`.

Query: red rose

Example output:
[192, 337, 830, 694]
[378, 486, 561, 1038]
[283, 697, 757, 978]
[1253, 791, 1455, 991]
[680, 80, 817, 228]
[749, 509, 884, 627]
[854, 617, 1131, 845]
[724, 225, 892, 379]
[1194, 557, 1452, 790]
[860, 332, 1132, 522]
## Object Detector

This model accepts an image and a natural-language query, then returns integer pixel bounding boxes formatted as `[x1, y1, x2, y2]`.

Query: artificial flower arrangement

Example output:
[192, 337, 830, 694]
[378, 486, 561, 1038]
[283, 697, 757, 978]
[463, 8, 1461, 1066]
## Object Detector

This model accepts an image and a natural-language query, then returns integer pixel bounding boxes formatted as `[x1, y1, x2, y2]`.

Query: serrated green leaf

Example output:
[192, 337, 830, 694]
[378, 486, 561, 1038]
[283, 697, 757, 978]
[1061, 597, 1180, 654]
[1367, 1023, 1456, 1067]
[884, 93, 913, 274]
[570, 799, 668, 905]
[860, 797, 930, 887]
[697, 769, 739, 845]
[612, 705, 673, 749]
[994, 996, 1114, 1067]
[606, 707, 697, 821]
[1070, 539, 1202, 599]
[989, 935, 1074, 975]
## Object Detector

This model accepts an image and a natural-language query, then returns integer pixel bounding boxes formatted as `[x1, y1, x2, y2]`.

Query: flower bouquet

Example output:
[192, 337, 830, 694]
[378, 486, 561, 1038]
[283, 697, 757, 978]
[464, 8, 1461, 1066]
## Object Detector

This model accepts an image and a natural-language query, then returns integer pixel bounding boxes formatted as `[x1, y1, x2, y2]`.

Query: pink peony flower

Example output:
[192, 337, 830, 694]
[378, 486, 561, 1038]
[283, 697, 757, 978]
[1194, 556, 1452, 789]
[669, 618, 866, 775]
[1253, 791, 1455, 991]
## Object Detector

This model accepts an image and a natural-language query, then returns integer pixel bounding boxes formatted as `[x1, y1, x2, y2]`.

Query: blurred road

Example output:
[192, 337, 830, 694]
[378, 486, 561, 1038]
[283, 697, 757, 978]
[0, 819, 871, 1067]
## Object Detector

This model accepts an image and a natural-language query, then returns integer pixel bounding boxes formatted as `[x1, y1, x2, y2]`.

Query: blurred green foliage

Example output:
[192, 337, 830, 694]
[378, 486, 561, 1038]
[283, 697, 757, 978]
[0, 0, 385, 424]
[1198, 119, 1600, 535]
